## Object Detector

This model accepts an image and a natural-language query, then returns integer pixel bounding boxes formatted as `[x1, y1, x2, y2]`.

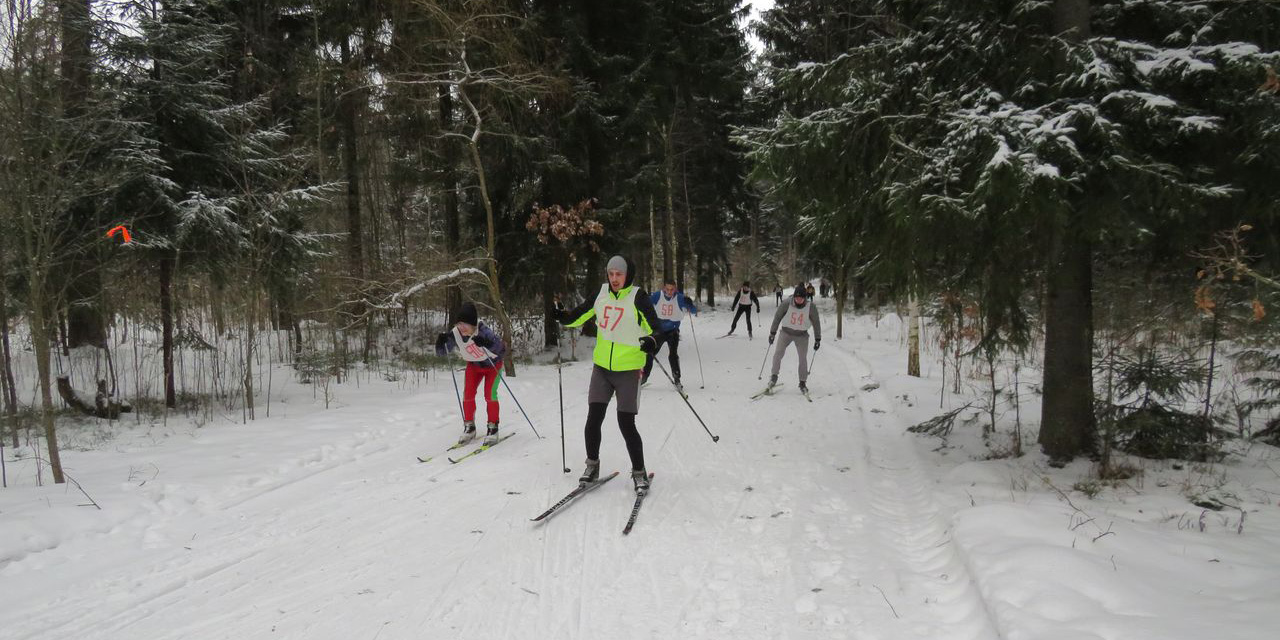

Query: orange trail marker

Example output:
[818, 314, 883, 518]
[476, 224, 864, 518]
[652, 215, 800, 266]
[107, 225, 132, 243]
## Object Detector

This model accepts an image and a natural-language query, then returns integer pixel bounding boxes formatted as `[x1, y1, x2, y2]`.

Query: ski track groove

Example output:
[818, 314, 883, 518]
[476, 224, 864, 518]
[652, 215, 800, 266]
[830, 345, 1000, 640]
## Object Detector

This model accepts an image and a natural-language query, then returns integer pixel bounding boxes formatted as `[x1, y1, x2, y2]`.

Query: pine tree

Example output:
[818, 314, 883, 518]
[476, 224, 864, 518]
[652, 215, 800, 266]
[746, 0, 1280, 462]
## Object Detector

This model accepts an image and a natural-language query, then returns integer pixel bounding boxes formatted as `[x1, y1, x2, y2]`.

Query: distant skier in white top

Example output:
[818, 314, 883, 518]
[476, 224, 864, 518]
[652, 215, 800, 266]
[767, 286, 821, 393]
[727, 282, 761, 339]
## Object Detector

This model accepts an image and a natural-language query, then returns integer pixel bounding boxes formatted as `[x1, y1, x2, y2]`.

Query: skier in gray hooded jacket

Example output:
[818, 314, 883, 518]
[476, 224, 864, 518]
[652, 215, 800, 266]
[767, 286, 822, 392]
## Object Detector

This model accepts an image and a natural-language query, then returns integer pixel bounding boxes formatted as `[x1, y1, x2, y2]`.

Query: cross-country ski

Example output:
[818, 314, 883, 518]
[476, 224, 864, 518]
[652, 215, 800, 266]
[622, 472, 655, 535]
[446, 432, 515, 464]
[530, 471, 621, 522]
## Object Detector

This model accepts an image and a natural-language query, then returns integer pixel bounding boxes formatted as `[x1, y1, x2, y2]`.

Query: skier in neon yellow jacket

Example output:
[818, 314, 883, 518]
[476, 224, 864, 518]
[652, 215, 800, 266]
[556, 255, 663, 495]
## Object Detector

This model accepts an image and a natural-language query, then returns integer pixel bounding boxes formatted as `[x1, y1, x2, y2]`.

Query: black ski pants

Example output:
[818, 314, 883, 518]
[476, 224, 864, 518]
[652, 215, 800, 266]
[730, 305, 755, 336]
[642, 329, 681, 383]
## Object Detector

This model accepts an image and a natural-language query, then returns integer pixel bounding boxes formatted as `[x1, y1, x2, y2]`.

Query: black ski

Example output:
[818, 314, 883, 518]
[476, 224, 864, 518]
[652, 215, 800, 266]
[447, 433, 515, 464]
[531, 472, 621, 522]
[622, 473, 655, 535]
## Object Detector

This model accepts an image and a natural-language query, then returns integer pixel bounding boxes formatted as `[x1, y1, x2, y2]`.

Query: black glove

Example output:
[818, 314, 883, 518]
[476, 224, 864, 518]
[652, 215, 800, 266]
[640, 336, 659, 355]
[434, 332, 450, 356]
[813, 339, 821, 351]
[768, 333, 775, 345]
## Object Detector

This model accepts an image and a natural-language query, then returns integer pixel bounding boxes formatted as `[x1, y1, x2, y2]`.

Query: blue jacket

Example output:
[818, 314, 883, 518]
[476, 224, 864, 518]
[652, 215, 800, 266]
[650, 291, 697, 333]
[435, 322, 506, 367]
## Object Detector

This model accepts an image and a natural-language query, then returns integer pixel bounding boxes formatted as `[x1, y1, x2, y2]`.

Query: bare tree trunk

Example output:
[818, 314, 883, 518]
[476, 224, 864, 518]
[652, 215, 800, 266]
[649, 192, 658, 288]
[439, 85, 463, 320]
[244, 292, 256, 421]
[1039, 0, 1096, 464]
[339, 37, 365, 312]
[0, 257, 18, 421]
[681, 154, 694, 292]
[834, 259, 848, 339]
[30, 287, 64, 483]
[456, 76, 518, 376]
[907, 293, 921, 377]
[59, 0, 105, 348]
[159, 252, 177, 408]
[662, 120, 676, 284]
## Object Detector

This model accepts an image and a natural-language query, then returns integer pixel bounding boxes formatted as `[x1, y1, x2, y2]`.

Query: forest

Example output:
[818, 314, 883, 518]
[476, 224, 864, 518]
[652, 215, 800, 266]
[1, 0, 1278, 486]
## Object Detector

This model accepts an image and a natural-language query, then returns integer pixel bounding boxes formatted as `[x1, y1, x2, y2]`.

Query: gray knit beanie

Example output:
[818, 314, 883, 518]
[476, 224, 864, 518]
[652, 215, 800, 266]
[606, 255, 627, 276]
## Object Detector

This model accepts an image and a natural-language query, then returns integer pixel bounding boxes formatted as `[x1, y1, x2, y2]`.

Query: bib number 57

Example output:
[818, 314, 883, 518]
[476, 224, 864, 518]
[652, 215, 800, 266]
[600, 305, 626, 330]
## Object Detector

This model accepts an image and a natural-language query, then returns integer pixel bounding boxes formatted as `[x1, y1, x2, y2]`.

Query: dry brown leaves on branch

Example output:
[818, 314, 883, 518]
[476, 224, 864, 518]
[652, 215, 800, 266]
[1194, 224, 1274, 321]
[1262, 68, 1280, 94]
[526, 198, 604, 250]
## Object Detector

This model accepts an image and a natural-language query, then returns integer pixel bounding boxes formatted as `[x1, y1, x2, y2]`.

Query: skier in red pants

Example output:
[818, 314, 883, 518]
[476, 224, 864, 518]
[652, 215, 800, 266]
[435, 302, 507, 445]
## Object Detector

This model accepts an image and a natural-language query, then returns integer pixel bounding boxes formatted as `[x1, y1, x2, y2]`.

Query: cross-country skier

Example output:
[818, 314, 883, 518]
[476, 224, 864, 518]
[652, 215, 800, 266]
[642, 279, 698, 389]
[774, 285, 783, 306]
[767, 286, 822, 394]
[435, 302, 507, 445]
[556, 255, 663, 495]
[727, 282, 761, 339]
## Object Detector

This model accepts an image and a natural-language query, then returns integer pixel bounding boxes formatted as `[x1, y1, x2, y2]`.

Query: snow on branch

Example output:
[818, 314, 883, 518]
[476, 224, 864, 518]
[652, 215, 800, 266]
[375, 268, 491, 310]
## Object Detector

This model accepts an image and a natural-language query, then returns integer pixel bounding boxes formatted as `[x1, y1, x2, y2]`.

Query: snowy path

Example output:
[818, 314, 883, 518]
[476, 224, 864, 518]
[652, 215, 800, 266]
[1, 303, 998, 640]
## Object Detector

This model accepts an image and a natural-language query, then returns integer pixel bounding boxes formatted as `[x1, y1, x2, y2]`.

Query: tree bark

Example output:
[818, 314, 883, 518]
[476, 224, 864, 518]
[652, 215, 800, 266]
[907, 293, 921, 377]
[662, 121, 676, 284]
[456, 75, 517, 376]
[339, 37, 365, 312]
[0, 255, 18, 422]
[1039, 220, 1095, 462]
[159, 252, 176, 408]
[1039, 0, 1096, 463]
[439, 84, 463, 320]
[30, 286, 63, 483]
[59, 0, 105, 348]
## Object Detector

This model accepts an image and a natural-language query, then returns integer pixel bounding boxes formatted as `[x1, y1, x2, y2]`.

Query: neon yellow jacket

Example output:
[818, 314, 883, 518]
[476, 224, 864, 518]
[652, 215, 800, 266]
[561, 282, 663, 372]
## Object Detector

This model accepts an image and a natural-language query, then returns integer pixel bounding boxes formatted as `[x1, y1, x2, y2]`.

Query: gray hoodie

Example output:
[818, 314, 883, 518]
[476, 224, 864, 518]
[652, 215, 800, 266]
[769, 298, 821, 340]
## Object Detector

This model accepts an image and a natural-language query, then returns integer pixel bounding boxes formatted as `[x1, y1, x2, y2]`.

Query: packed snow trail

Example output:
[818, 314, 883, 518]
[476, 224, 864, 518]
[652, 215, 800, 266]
[0, 301, 998, 640]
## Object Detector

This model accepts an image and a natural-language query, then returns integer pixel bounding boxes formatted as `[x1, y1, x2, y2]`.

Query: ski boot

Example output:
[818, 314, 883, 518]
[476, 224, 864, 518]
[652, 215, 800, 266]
[482, 422, 500, 445]
[458, 420, 477, 445]
[768, 374, 778, 389]
[631, 469, 650, 496]
[798, 381, 808, 393]
[579, 459, 601, 486]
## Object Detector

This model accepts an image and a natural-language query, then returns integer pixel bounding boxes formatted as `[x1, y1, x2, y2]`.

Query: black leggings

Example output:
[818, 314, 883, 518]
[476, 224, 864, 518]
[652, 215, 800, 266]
[730, 306, 753, 334]
[584, 402, 645, 470]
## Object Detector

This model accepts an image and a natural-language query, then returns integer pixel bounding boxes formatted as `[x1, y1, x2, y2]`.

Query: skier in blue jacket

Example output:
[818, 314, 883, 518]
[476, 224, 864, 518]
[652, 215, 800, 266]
[642, 279, 698, 390]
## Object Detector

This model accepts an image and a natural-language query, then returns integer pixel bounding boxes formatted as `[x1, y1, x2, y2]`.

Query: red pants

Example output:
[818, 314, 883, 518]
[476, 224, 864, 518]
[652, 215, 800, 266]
[463, 362, 501, 424]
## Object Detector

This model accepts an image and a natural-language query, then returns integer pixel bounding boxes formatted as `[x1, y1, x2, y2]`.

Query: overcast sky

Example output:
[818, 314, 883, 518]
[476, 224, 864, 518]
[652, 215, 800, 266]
[742, 0, 775, 56]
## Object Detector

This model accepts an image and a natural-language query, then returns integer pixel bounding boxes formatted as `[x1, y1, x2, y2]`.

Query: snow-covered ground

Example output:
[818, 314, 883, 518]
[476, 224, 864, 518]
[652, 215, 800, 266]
[2, 297, 1277, 640]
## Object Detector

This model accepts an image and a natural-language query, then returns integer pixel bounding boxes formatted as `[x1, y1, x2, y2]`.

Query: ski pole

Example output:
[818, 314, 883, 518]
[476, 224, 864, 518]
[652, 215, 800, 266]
[653, 358, 719, 443]
[487, 357, 543, 439]
[449, 365, 464, 417]
[809, 346, 819, 376]
[556, 326, 569, 473]
[688, 313, 706, 389]
[757, 341, 773, 380]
